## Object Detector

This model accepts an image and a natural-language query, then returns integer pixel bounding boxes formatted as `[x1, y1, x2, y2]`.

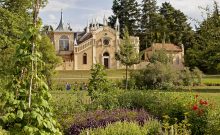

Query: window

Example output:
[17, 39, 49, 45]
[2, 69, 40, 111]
[103, 52, 109, 56]
[59, 35, 69, 51]
[103, 39, 110, 46]
[83, 53, 87, 64]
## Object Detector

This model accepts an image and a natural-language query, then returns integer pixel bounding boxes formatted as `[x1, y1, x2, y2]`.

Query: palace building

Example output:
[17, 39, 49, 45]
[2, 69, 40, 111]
[47, 11, 184, 70]
[48, 11, 139, 70]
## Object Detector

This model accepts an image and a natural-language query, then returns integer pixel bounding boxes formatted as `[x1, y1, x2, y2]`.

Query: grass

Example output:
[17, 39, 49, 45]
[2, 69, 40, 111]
[52, 70, 220, 107]
[53, 69, 128, 84]
[202, 75, 220, 85]
[54, 69, 127, 78]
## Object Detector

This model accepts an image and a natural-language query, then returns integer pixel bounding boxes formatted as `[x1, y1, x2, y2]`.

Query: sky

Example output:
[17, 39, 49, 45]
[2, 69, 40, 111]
[39, 0, 215, 31]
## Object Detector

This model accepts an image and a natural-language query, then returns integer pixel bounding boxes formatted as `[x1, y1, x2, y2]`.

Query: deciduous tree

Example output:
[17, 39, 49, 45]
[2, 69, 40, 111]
[115, 27, 141, 90]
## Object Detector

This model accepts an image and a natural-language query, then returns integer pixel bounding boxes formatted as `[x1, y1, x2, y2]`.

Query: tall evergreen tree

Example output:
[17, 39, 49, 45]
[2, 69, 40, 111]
[109, 0, 141, 37]
[158, 2, 192, 46]
[186, 1, 220, 73]
[140, 0, 159, 49]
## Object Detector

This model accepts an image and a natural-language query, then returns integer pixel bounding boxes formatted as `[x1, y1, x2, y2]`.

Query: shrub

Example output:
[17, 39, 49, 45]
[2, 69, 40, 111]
[162, 115, 191, 135]
[206, 108, 220, 135]
[66, 109, 150, 135]
[87, 89, 121, 110]
[80, 120, 163, 135]
[50, 91, 90, 131]
[188, 94, 212, 135]
[0, 126, 8, 135]
[143, 119, 163, 135]
[179, 67, 203, 86]
[101, 90, 215, 134]
[130, 62, 179, 90]
[88, 64, 115, 100]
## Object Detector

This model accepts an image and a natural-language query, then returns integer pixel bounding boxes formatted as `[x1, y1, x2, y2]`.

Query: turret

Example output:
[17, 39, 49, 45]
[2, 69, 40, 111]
[115, 17, 120, 32]
[86, 20, 90, 33]
[103, 15, 107, 26]
[56, 10, 64, 31]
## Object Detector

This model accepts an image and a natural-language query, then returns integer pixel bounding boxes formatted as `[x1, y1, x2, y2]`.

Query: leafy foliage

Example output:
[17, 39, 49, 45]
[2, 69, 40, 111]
[67, 109, 150, 135]
[0, 1, 61, 134]
[115, 27, 141, 89]
[38, 35, 61, 89]
[149, 49, 173, 64]
[186, 1, 220, 74]
[0, 25, 61, 135]
[81, 120, 162, 135]
[88, 64, 113, 100]
[130, 62, 178, 90]
[109, 0, 141, 37]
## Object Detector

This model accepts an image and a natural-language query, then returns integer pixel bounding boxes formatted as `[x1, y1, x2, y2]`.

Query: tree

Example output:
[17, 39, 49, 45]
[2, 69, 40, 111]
[157, 2, 192, 46]
[0, 0, 61, 134]
[88, 64, 111, 100]
[140, 0, 159, 49]
[0, 0, 47, 79]
[149, 49, 172, 64]
[109, 0, 141, 37]
[38, 35, 61, 89]
[186, 1, 220, 73]
[115, 27, 141, 90]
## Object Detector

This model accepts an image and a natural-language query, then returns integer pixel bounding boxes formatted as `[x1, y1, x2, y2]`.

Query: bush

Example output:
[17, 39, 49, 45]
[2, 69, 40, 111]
[206, 108, 220, 135]
[143, 119, 163, 135]
[188, 95, 212, 135]
[88, 64, 116, 100]
[91, 90, 215, 134]
[66, 109, 150, 135]
[87, 89, 121, 110]
[179, 67, 203, 86]
[50, 91, 90, 131]
[131, 62, 179, 90]
[0, 126, 8, 135]
[80, 120, 163, 135]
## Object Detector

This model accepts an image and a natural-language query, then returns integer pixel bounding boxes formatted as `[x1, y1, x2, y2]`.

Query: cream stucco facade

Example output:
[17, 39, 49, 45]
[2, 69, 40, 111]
[48, 12, 139, 70]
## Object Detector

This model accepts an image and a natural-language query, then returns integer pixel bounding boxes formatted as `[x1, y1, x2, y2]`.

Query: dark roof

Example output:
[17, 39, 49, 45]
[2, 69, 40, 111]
[77, 33, 93, 44]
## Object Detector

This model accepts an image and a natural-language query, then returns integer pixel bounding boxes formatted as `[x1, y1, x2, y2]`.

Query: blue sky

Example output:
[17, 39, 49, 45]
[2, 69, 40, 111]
[39, 0, 214, 31]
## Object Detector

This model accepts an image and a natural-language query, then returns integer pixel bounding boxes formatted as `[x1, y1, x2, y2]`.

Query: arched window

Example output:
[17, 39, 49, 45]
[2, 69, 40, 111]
[103, 52, 109, 56]
[59, 35, 69, 51]
[83, 53, 87, 64]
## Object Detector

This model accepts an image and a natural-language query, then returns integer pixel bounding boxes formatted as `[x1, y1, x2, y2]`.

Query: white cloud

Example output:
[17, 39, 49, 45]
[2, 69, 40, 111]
[87, 9, 112, 22]
[40, 0, 79, 12]
[40, 0, 215, 30]
[48, 14, 56, 20]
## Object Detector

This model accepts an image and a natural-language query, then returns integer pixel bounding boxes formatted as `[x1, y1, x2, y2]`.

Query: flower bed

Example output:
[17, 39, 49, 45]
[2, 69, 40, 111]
[66, 109, 150, 135]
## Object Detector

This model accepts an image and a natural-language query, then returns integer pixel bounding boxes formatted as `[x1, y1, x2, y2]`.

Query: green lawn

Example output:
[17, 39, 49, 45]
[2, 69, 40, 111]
[202, 75, 220, 85]
[53, 70, 128, 84]
[54, 69, 127, 78]
[53, 70, 220, 103]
